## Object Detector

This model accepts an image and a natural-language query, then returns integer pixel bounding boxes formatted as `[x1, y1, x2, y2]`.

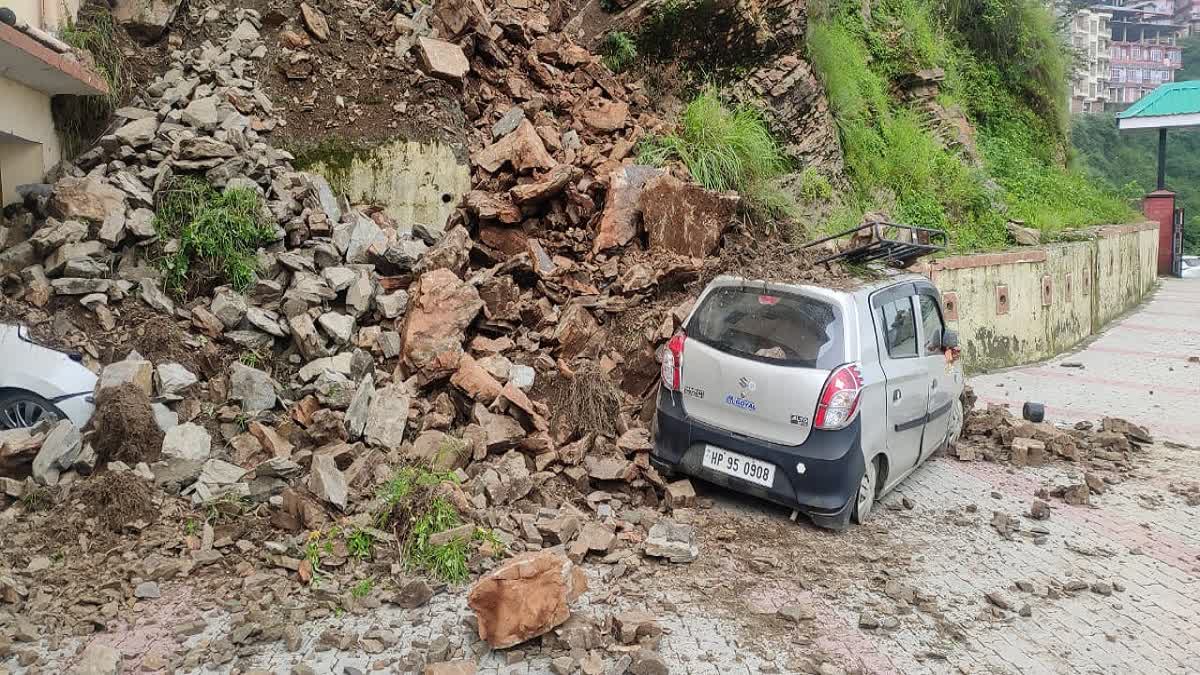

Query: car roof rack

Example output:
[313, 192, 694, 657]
[800, 221, 948, 268]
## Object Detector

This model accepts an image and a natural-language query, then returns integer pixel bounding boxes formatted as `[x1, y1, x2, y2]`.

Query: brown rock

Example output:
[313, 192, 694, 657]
[1084, 472, 1107, 495]
[417, 36, 470, 82]
[640, 174, 738, 258]
[1060, 483, 1090, 506]
[479, 225, 529, 255]
[665, 479, 696, 509]
[431, 0, 490, 39]
[1010, 437, 1046, 468]
[249, 422, 294, 458]
[467, 550, 587, 649]
[49, 177, 126, 224]
[613, 611, 662, 646]
[451, 354, 505, 402]
[592, 165, 662, 252]
[553, 304, 601, 360]
[191, 306, 225, 337]
[300, 2, 331, 41]
[511, 164, 578, 205]
[581, 100, 629, 132]
[1028, 500, 1051, 520]
[466, 191, 522, 224]
[400, 269, 484, 378]
[473, 119, 555, 174]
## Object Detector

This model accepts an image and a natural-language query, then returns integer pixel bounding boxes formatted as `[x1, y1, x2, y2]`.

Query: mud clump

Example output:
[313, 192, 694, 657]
[89, 384, 164, 464]
[73, 471, 156, 531]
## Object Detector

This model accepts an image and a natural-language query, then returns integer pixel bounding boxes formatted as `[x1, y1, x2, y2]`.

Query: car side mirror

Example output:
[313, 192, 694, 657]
[941, 330, 959, 351]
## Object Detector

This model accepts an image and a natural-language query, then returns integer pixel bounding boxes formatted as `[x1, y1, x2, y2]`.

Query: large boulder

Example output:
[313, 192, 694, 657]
[49, 177, 127, 224]
[112, 0, 183, 42]
[593, 166, 663, 252]
[472, 120, 555, 174]
[467, 550, 587, 649]
[399, 269, 484, 379]
[639, 174, 738, 259]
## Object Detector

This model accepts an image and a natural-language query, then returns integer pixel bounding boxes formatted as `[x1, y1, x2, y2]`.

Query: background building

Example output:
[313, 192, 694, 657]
[1096, 2, 1186, 108]
[1069, 8, 1115, 113]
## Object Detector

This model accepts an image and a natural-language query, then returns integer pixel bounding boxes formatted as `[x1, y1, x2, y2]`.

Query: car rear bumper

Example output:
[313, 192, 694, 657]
[652, 387, 864, 529]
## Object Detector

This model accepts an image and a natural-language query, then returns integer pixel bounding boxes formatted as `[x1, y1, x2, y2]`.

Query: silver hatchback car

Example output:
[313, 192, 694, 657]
[652, 274, 965, 529]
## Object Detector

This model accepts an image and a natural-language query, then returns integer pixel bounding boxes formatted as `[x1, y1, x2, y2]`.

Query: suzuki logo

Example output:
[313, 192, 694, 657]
[737, 376, 756, 392]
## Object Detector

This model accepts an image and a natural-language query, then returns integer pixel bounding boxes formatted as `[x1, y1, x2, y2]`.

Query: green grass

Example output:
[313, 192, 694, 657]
[347, 529, 374, 560]
[639, 88, 794, 221]
[602, 32, 638, 73]
[155, 177, 276, 295]
[57, 5, 126, 158]
[798, 168, 833, 203]
[375, 466, 474, 584]
[806, 0, 1133, 250]
[351, 578, 374, 598]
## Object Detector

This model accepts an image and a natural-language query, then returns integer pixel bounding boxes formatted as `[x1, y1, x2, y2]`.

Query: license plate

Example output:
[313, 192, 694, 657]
[702, 445, 775, 488]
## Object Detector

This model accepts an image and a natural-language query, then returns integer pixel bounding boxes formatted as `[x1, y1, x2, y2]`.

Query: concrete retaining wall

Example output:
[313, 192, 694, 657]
[926, 223, 1159, 372]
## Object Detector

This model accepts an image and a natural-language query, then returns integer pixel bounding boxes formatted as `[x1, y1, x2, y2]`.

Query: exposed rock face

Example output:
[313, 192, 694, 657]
[640, 175, 738, 259]
[467, 550, 587, 649]
[400, 269, 484, 378]
[731, 54, 845, 181]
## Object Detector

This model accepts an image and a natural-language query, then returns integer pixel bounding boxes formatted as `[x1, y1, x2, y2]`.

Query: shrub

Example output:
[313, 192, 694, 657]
[155, 177, 276, 295]
[639, 88, 793, 221]
[602, 31, 638, 73]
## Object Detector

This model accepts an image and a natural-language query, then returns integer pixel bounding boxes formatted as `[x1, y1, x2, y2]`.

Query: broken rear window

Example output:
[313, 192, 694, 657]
[687, 286, 844, 368]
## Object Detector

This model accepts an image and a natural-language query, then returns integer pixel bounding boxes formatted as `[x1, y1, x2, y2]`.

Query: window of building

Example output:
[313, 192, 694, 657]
[1090, 83, 1097, 97]
[1151, 48, 1162, 61]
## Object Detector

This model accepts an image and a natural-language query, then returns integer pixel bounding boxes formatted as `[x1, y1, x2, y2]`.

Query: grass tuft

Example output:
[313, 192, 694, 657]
[56, 5, 127, 158]
[639, 88, 794, 221]
[155, 177, 276, 296]
[602, 31, 638, 73]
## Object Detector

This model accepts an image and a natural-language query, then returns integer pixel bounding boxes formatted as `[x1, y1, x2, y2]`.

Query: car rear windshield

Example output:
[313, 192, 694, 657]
[686, 286, 844, 368]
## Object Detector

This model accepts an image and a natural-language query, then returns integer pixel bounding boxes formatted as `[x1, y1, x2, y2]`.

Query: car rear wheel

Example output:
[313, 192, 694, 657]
[947, 397, 964, 448]
[0, 391, 65, 431]
[853, 456, 879, 524]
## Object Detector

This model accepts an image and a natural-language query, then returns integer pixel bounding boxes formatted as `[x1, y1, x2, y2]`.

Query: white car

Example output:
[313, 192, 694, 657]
[1182, 255, 1200, 279]
[0, 324, 97, 430]
[652, 274, 965, 529]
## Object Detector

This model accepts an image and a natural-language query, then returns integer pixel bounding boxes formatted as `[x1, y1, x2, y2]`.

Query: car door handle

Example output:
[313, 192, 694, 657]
[930, 379, 939, 390]
[892, 389, 902, 402]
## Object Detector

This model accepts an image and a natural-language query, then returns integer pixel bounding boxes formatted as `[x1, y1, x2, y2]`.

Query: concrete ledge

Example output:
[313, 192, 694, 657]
[928, 223, 1159, 372]
[0, 23, 109, 96]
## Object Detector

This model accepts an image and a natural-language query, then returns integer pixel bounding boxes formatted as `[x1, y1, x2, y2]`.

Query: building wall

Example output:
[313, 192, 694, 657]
[925, 223, 1159, 373]
[0, 76, 60, 205]
[1070, 10, 1113, 113]
[5, 0, 82, 33]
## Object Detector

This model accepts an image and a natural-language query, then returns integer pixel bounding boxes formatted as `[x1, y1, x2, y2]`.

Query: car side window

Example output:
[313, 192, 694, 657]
[918, 294, 945, 356]
[878, 297, 918, 359]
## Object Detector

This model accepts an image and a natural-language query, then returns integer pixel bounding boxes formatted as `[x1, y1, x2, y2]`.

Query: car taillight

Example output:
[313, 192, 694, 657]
[660, 332, 686, 391]
[814, 363, 863, 430]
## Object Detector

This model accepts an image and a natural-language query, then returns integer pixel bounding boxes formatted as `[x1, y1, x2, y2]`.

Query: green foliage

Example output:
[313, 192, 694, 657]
[807, 0, 1132, 250]
[1179, 34, 1200, 82]
[798, 169, 832, 204]
[20, 487, 52, 513]
[407, 497, 470, 584]
[603, 32, 638, 73]
[941, 0, 1070, 140]
[1072, 114, 1200, 253]
[347, 529, 375, 559]
[639, 88, 793, 220]
[155, 177, 275, 295]
[351, 578, 374, 598]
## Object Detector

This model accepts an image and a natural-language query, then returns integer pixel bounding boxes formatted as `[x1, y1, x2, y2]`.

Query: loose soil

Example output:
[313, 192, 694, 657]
[89, 384, 165, 465]
[71, 470, 158, 532]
